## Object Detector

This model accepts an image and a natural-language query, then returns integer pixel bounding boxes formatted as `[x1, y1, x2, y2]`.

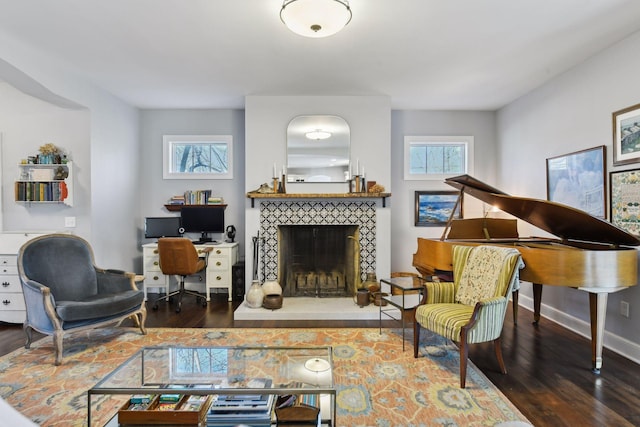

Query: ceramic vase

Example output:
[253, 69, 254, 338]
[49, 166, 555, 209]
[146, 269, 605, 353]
[262, 280, 282, 296]
[246, 280, 264, 308]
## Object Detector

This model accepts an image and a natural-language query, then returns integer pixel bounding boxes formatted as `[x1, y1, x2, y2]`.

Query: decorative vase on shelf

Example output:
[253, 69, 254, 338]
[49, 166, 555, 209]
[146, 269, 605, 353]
[246, 280, 264, 308]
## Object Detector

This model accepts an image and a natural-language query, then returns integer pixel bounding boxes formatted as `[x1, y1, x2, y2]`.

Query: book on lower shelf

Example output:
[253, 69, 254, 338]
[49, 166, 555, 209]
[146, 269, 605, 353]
[206, 378, 275, 426]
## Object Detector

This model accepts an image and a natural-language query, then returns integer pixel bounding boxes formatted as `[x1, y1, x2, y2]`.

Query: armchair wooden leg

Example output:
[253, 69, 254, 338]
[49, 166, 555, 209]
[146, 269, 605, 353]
[23, 324, 33, 349]
[494, 337, 507, 374]
[459, 333, 468, 389]
[413, 320, 421, 358]
[138, 306, 148, 335]
[53, 330, 64, 366]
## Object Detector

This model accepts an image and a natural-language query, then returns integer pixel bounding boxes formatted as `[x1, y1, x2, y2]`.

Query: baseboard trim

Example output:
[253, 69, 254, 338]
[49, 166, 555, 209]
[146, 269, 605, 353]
[517, 294, 640, 365]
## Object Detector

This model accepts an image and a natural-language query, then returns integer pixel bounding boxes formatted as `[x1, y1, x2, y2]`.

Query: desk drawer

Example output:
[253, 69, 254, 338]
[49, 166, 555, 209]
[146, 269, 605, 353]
[209, 247, 229, 257]
[144, 272, 166, 285]
[208, 257, 230, 271]
[144, 256, 161, 272]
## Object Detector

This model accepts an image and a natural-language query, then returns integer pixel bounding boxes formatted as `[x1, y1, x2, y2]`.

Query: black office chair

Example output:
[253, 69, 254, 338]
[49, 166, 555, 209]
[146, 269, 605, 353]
[153, 237, 211, 312]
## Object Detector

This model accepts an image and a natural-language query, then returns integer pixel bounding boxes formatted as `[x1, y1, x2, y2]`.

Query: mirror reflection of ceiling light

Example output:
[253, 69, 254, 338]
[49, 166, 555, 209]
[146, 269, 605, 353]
[280, 0, 352, 38]
[305, 130, 332, 140]
[304, 357, 331, 372]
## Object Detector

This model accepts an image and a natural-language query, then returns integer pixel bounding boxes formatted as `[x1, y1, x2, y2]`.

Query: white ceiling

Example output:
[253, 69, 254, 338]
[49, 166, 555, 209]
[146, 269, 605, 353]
[1, 0, 640, 110]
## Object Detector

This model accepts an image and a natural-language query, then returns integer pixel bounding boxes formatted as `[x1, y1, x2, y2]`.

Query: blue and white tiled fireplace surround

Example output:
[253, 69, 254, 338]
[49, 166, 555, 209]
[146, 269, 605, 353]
[259, 200, 377, 297]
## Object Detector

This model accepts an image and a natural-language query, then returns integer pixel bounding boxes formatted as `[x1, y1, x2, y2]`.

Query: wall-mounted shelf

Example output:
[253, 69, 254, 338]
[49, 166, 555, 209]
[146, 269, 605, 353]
[246, 192, 391, 208]
[15, 161, 73, 206]
[164, 204, 227, 212]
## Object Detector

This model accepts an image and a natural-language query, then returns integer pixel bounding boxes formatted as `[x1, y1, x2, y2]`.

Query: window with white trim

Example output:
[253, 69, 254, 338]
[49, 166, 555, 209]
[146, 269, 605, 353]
[163, 135, 233, 180]
[404, 135, 474, 180]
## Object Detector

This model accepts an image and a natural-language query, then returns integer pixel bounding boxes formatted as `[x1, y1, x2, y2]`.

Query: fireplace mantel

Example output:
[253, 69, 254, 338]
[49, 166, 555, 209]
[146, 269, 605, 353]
[247, 192, 391, 207]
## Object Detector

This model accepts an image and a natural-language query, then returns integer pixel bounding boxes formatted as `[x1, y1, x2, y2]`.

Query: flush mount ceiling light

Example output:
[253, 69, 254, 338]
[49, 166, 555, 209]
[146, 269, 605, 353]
[280, 0, 352, 38]
[305, 129, 332, 140]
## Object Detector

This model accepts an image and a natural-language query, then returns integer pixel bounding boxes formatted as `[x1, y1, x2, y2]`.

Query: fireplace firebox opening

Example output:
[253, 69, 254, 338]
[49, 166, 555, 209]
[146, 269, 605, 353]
[278, 225, 359, 297]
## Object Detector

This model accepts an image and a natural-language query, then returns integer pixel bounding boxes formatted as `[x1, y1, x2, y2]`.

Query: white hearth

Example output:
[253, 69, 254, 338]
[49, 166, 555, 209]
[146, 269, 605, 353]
[234, 297, 399, 321]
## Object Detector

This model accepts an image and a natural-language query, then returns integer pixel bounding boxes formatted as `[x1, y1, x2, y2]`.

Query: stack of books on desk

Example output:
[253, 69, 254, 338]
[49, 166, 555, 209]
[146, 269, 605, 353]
[206, 393, 275, 426]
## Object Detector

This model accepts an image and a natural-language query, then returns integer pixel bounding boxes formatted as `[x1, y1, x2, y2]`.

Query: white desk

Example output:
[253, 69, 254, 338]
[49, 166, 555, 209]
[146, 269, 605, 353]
[142, 242, 239, 302]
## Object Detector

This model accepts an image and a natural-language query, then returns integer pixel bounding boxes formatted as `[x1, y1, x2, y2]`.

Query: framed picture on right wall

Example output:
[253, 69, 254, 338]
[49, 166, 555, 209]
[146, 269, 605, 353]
[612, 102, 640, 166]
[610, 168, 640, 236]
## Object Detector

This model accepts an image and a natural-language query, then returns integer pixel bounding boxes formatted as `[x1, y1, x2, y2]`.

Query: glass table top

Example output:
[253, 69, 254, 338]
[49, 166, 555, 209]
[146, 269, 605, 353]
[90, 346, 334, 395]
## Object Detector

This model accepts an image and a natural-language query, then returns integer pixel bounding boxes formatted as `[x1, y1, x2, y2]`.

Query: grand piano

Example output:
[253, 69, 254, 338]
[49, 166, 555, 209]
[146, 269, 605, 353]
[413, 174, 640, 373]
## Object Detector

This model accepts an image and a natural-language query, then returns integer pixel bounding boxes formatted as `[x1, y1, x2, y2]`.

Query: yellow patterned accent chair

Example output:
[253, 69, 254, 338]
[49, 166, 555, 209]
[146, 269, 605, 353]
[413, 245, 524, 388]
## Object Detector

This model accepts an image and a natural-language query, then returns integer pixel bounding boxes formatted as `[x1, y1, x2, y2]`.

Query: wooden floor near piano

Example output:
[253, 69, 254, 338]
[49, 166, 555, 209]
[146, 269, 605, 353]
[0, 295, 639, 426]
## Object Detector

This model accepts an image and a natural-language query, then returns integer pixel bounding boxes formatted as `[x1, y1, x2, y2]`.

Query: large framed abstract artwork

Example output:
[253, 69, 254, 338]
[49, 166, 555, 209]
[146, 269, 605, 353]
[414, 191, 462, 226]
[546, 145, 606, 218]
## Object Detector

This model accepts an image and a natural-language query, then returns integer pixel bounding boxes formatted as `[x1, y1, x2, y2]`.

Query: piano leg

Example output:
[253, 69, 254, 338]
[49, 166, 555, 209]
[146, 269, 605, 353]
[532, 283, 543, 324]
[589, 292, 607, 374]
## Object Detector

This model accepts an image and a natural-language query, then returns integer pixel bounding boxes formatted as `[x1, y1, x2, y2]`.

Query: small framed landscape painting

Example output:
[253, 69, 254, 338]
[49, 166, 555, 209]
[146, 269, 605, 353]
[613, 103, 640, 166]
[414, 191, 462, 226]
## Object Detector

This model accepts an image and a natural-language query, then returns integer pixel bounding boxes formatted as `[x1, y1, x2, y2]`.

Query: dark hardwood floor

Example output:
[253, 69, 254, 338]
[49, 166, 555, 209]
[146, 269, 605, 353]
[2, 295, 639, 426]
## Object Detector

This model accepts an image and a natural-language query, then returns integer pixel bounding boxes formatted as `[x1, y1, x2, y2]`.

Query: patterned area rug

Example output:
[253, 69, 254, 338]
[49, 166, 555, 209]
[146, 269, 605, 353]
[0, 327, 530, 426]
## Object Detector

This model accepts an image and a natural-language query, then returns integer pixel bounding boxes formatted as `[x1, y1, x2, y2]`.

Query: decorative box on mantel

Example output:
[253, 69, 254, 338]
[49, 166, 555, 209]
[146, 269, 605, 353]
[246, 192, 391, 208]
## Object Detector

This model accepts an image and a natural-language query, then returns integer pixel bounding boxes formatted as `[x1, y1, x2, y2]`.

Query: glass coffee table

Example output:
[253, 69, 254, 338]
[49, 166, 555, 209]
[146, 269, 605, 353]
[88, 345, 335, 426]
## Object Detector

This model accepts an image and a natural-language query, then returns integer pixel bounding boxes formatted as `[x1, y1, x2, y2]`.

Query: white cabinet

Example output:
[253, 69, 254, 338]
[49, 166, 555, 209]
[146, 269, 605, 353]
[205, 244, 238, 302]
[142, 242, 238, 302]
[0, 233, 47, 323]
[15, 161, 73, 206]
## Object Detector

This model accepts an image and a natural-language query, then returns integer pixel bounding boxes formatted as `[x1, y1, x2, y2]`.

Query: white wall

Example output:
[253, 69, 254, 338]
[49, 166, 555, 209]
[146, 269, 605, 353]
[0, 82, 90, 235]
[0, 31, 140, 270]
[497, 31, 640, 360]
[244, 95, 391, 289]
[138, 109, 246, 268]
[389, 110, 498, 273]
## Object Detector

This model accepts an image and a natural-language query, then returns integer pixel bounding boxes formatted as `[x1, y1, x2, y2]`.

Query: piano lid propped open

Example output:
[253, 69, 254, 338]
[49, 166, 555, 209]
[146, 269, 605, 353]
[445, 174, 640, 247]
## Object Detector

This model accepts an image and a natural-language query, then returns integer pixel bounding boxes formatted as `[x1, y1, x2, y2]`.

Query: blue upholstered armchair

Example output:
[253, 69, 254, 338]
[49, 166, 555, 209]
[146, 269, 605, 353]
[17, 234, 147, 365]
[413, 245, 523, 388]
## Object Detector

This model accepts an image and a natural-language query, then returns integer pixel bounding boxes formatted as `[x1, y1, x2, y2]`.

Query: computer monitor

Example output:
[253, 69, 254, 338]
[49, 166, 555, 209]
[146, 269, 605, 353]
[144, 216, 182, 239]
[180, 206, 225, 243]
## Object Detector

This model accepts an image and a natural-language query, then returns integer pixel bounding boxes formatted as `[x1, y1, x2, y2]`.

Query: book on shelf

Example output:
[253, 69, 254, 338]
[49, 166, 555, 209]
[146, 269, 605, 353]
[168, 190, 225, 206]
[168, 195, 186, 205]
[206, 378, 275, 426]
[14, 181, 67, 202]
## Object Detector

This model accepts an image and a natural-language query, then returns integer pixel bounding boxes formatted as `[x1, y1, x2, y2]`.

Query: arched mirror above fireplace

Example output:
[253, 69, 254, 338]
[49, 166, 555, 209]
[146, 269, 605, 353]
[286, 115, 350, 183]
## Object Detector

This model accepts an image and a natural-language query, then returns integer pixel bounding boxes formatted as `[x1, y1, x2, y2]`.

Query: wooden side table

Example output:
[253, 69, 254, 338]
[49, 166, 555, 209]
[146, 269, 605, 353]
[379, 276, 427, 350]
